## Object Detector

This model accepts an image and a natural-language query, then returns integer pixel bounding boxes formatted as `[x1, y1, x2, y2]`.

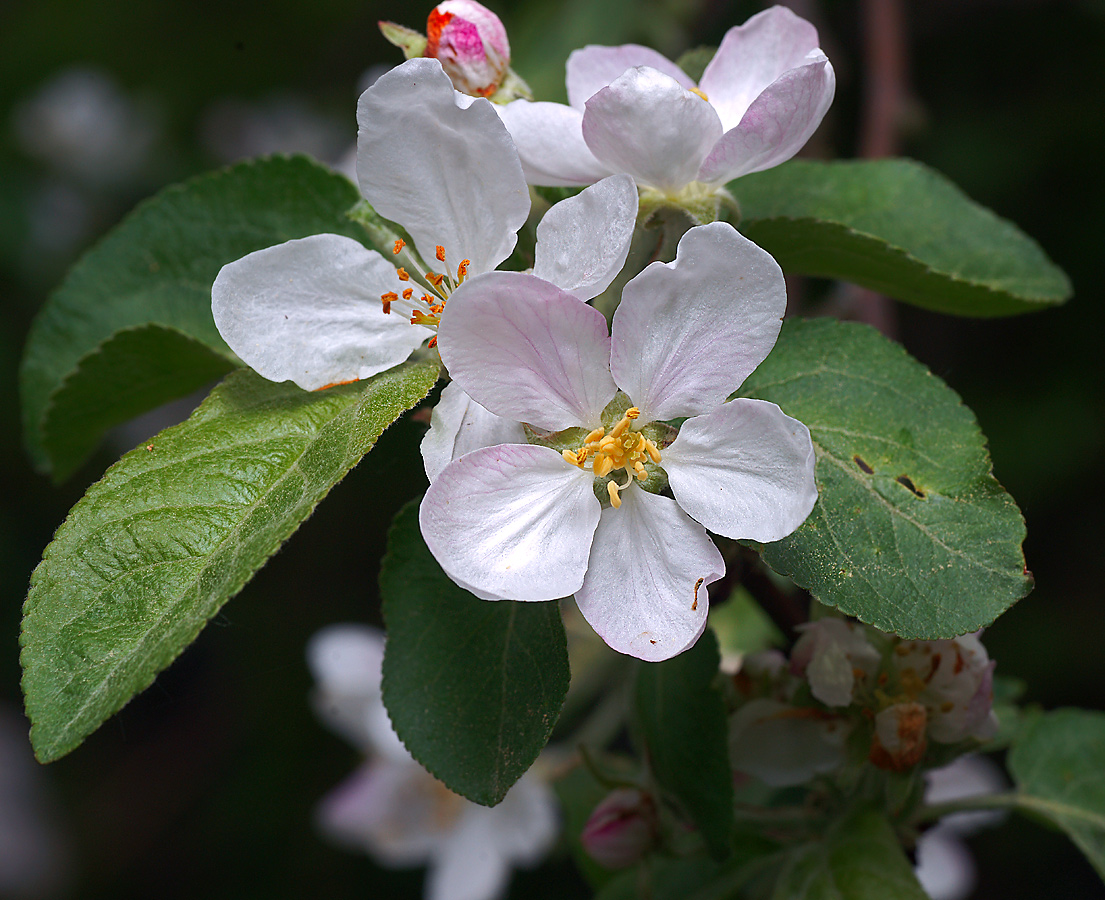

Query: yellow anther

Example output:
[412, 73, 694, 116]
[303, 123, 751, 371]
[428, 335, 438, 348]
[381, 291, 398, 314]
[645, 440, 662, 463]
[457, 259, 470, 281]
[397, 267, 411, 281]
[427, 272, 445, 287]
[607, 480, 622, 508]
[393, 239, 406, 254]
[436, 245, 447, 262]
[593, 456, 615, 478]
[402, 288, 414, 300]
[584, 427, 605, 444]
[562, 449, 581, 467]
[610, 417, 631, 438]
[625, 407, 640, 419]
[689, 86, 709, 102]
[429, 303, 445, 314]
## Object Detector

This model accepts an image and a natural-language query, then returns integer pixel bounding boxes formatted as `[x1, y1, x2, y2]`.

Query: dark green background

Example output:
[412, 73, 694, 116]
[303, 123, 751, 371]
[2, 0, 1102, 896]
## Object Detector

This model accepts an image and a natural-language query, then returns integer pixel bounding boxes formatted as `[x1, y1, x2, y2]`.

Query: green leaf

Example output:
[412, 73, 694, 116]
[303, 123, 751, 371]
[380, 501, 570, 806]
[635, 629, 733, 857]
[20, 154, 365, 478]
[772, 806, 928, 900]
[735, 159, 1071, 317]
[740, 318, 1031, 638]
[21, 361, 437, 762]
[1008, 708, 1105, 880]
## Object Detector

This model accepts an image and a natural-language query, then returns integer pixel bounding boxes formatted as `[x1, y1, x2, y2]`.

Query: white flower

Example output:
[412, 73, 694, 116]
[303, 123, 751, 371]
[791, 618, 881, 707]
[211, 57, 637, 391]
[307, 625, 559, 900]
[728, 698, 850, 787]
[497, 6, 834, 196]
[420, 221, 817, 661]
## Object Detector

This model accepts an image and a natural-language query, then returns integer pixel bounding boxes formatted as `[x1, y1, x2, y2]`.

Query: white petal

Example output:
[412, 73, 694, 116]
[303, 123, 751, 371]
[496, 100, 611, 187]
[356, 58, 529, 275]
[427, 809, 511, 900]
[419, 444, 599, 601]
[532, 174, 638, 301]
[421, 381, 526, 483]
[610, 222, 785, 421]
[699, 53, 835, 183]
[914, 831, 977, 900]
[664, 398, 817, 543]
[575, 487, 722, 662]
[582, 67, 723, 193]
[437, 272, 617, 431]
[211, 234, 429, 391]
[484, 774, 560, 864]
[566, 44, 694, 108]
[729, 698, 849, 787]
[699, 6, 823, 130]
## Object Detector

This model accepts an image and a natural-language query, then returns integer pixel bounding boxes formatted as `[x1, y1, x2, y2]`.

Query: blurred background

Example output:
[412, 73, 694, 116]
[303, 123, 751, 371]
[1, 0, 1102, 896]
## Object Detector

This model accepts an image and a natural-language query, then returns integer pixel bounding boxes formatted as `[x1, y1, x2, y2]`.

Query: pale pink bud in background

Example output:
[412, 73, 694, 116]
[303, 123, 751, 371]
[580, 788, 658, 869]
[426, 0, 510, 96]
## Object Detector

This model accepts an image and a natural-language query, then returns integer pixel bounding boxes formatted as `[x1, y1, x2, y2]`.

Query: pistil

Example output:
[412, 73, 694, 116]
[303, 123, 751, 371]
[561, 407, 663, 507]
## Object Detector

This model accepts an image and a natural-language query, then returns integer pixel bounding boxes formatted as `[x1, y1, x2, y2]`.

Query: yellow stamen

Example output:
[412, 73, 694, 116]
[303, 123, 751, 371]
[562, 449, 580, 466]
[689, 86, 709, 101]
[402, 288, 414, 300]
[428, 335, 438, 348]
[393, 239, 406, 254]
[381, 291, 398, 314]
[436, 245, 447, 262]
[594, 456, 615, 478]
[397, 267, 410, 282]
[584, 427, 605, 443]
[427, 272, 445, 287]
[457, 259, 470, 281]
[607, 480, 622, 508]
[625, 407, 640, 419]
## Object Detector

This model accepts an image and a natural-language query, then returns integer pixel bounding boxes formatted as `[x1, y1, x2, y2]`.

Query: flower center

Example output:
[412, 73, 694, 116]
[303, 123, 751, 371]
[379, 239, 470, 348]
[560, 407, 663, 508]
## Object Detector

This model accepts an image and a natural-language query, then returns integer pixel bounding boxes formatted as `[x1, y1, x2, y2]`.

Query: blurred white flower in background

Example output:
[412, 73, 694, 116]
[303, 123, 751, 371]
[307, 625, 559, 900]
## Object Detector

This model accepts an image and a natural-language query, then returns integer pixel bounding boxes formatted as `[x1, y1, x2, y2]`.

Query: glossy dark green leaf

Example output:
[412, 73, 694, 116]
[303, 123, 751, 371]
[740, 318, 1031, 638]
[735, 159, 1071, 317]
[20, 154, 364, 478]
[380, 500, 570, 806]
[1009, 708, 1105, 880]
[635, 629, 733, 857]
[772, 806, 928, 900]
[21, 360, 437, 762]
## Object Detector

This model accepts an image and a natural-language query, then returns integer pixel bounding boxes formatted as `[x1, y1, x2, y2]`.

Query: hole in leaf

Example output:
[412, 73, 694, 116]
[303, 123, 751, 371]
[853, 455, 874, 474]
[896, 475, 926, 498]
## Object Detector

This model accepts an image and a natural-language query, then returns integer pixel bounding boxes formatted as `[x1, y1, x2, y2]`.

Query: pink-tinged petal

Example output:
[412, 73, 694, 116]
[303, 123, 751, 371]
[728, 698, 849, 787]
[533, 174, 638, 301]
[497, 100, 611, 187]
[356, 58, 529, 275]
[421, 381, 526, 483]
[575, 488, 722, 662]
[610, 222, 784, 421]
[582, 67, 723, 193]
[698, 53, 835, 183]
[566, 44, 694, 109]
[700, 5, 823, 130]
[664, 398, 817, 543]
[437, 272, 616, 431]
[419, 444, 599, 601]
[426, 0, 510, 97]
[211, 234, 428, 391]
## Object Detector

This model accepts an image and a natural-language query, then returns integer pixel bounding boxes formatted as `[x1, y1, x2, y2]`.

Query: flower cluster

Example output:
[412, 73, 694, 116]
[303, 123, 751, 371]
[211, 6, 830, 663]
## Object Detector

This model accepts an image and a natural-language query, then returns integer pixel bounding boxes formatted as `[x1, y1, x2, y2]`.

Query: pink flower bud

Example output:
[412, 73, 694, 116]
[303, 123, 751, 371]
[580, 788, 658, 869]
[425, 0, 510, 97]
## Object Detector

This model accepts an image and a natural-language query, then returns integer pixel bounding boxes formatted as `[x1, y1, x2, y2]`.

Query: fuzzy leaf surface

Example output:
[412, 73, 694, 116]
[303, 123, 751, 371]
[380, 501, 570, 806]
[635, 629, 733, 857]
[20, 154, 364, 477]
[740, 318, 1031, 638]
[735, 159, 1071, 317]
[1009, 708, 1105, 880]
[21, 361, 437, 762]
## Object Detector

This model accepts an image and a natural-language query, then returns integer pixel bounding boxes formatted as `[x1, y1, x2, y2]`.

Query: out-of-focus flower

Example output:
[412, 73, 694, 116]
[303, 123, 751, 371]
[381, 1, 530, 102]
[914, 755, 1007, 900]
[728, 698, 850, 787]
[869, 701, 928, 772]
[421, 222, 817, 660]
[498, 5, 833, 207]
[891, 634, 998, 743]
[213, 58, 636, 392]
[580, 788, 659, 869]
[791, 618, 881, 707]
[199, 95, 349, 166]
[13, 67, 159, 188]
[308, 624, 559, 900]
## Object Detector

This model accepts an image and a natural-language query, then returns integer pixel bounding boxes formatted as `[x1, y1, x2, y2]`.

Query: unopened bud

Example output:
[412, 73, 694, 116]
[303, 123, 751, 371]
[425, 0, 510, 97]
[580, 788, 658, 870]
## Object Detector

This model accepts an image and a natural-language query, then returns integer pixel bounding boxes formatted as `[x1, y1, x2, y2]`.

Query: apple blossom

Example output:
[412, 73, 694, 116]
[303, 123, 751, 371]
[497, 5, 834, 207]
[420, 221, 817, 661]
[790, 618, 881, 707]
[580, 788, 659, 869]
[728, 698, 850, 787]
[211, 58, 638, 392]
[307, 624, 558, 900]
